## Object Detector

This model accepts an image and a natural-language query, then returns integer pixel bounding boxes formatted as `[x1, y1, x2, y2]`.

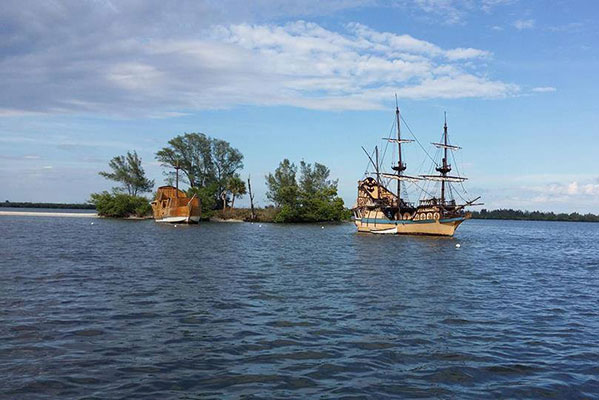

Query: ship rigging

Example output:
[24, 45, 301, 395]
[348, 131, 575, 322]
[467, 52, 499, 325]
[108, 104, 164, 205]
[353, 99, 481, 236]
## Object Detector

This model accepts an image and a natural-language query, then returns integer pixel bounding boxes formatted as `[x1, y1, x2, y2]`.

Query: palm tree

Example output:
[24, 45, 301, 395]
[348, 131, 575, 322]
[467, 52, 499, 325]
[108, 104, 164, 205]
[226, 176, 247, 209]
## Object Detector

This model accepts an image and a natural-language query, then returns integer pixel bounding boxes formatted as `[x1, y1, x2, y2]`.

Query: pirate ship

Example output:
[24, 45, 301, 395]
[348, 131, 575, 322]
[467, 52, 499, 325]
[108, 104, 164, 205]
[151, 165, 201, 223]
[353, 101, 480, 236]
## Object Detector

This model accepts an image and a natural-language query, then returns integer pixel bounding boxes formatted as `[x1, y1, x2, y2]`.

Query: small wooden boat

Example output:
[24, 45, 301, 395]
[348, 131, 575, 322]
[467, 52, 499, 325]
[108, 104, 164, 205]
[151, 186, 201, 223]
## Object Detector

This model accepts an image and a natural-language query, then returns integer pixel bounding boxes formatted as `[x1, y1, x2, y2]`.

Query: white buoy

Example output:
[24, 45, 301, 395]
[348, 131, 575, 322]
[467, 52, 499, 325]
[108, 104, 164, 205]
[321, 226, 324, 229]
[259, 224, 262, 228]
[455, 243, 461, 248]
[174, 224, 177, 227]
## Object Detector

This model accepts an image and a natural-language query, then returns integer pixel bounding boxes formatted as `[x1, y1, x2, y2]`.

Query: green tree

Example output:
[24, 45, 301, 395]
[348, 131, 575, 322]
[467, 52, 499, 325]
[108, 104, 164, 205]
[212, 139, 244, 204]
[225, 176, 247, 209]
[99, 151, 154, 196]
[187, 183, 219, 218]
[298, 161, 346, 222]
[266, 159, 299, 207]
[265, 159, 347, 222]
[156, 133, 244, 209]
[299, 161, 336, 194]
[155, 133, 213, 188]
[470, 209, 599, 222]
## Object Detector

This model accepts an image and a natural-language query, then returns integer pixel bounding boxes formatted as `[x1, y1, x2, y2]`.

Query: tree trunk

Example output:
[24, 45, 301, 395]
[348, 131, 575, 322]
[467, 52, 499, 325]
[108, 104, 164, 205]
[248, 177, 256, 221]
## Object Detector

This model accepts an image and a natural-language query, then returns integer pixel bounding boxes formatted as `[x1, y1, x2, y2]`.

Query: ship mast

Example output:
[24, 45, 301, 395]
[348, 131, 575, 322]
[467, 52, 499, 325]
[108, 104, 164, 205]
[175, 161, 180, 197]
[438, 113, 451, 204]
[392, 95, 407, 207]
[375, 145, 381, 200]
[419, 112, 467, 205]
[379, 97, 420, 215]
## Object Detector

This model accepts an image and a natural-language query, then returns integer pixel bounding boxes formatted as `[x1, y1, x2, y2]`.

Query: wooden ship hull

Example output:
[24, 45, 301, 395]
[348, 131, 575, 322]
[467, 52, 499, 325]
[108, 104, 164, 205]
[354, 210, 468, 236]
[155, 215, 200, 224]
[151, 186, 201, 224]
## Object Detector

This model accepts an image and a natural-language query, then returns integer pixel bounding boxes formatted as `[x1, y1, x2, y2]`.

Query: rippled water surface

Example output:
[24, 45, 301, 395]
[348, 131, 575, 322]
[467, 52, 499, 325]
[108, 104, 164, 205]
[1, 216, 598, 399]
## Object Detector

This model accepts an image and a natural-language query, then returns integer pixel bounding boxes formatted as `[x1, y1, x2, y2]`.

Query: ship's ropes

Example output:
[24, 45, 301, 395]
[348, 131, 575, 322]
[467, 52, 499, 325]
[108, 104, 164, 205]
[450, 144, 470, 196]
[400, 114, 438, 167]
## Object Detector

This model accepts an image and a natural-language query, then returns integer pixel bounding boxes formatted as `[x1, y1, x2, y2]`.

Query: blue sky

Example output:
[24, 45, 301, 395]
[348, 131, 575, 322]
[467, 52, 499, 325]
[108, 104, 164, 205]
[1, 0, 598, 212]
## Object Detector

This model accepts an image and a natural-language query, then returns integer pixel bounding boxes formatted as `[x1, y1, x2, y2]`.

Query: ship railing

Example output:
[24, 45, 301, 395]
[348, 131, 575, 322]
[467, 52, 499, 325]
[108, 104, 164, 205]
[419, 198, 438, 206]
[418, 198, 457, 207]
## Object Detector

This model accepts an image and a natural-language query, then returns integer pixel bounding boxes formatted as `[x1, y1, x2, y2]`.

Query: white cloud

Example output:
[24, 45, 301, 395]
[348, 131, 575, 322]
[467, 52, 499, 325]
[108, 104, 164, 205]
[395, 74, 517, 98]
[566, 181, 579, 195]
[444, 47, 492, 60]
[532, 86, 556, 93]
[412, 0, 465, 24]
[407, 0, 516, 24]
[536, 180, 599, 197]
[107, 63, 165, 91]
[149, 21, 516, 107]
[474, 174, 599, 213]
[481, 0, 516, 13]
[0, 2, 518, 116]
[514, 19, 535, 30]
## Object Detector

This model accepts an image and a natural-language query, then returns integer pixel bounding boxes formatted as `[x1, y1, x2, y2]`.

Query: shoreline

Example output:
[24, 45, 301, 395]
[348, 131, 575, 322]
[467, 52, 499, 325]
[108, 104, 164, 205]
[1, 210, 596, 224]
[0, 211, 98, 218]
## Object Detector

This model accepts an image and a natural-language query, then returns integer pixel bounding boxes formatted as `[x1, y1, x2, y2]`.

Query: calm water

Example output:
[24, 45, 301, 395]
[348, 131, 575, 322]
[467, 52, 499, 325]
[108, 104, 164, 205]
[1, 216, 598, 399]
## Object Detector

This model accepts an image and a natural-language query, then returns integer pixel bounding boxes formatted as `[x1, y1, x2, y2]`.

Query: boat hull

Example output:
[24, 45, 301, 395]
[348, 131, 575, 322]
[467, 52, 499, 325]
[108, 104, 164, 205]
[355, 216, 466, 236]
[155, 216, 200, 224]
[151, 186, 201, 224]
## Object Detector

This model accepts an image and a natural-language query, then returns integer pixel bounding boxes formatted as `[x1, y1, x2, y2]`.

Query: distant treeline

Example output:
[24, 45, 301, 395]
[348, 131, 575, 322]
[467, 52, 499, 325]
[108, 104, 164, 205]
[472, 209, 599, 222]
[2, 201, 96, 210]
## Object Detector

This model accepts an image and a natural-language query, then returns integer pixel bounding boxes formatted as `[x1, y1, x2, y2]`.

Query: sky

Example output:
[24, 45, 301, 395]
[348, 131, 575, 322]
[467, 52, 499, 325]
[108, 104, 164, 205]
[1, 0, 598, 213]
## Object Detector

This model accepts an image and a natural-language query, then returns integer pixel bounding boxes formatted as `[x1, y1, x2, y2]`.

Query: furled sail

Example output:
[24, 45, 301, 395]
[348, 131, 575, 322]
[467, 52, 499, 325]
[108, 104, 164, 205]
[431, 142, 461, 150]
[381, 173, 422, 182]
[419, 174, 467, 182]
[384, 138, 414, 144]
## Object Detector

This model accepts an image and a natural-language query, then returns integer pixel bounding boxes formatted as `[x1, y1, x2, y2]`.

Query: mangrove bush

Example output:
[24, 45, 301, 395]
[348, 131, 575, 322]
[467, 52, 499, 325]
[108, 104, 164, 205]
[89, 192, 152, 218]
